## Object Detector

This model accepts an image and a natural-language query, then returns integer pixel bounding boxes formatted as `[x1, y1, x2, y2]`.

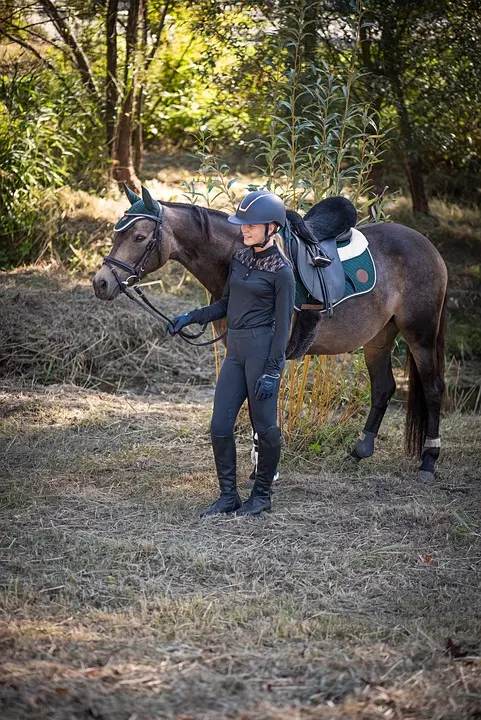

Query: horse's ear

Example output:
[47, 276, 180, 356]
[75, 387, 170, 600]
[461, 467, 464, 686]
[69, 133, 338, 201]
[141, 185, 161, 215]
[122, 182, 141, 205]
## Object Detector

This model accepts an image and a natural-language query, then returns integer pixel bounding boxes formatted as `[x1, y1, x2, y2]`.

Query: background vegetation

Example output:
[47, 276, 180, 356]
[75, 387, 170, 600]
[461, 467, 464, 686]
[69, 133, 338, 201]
[1, 0, 480, 367]
[1, 0, 481, 257]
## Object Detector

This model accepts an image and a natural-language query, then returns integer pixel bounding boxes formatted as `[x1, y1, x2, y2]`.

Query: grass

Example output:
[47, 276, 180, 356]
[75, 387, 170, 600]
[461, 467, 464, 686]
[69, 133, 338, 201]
[0, 382, 480, 719]
[1, 156, 480, 717]
[0, 265, 213, 389]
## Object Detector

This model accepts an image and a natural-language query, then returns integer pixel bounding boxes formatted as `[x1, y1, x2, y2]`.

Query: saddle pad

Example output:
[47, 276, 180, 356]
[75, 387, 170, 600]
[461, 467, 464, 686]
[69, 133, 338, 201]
[294, 246, 376, 312]
[337, 227, 368, 262]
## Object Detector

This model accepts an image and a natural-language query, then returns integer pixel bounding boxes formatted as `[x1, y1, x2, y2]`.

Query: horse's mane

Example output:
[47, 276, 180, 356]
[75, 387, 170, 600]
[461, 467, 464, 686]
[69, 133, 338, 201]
[160, 201, 230, 245]
[159, 197, 357, 245]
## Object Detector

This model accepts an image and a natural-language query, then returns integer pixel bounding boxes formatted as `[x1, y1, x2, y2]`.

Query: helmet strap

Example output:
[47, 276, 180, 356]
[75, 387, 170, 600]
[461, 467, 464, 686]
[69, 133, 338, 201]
[252, 223, 277, 249]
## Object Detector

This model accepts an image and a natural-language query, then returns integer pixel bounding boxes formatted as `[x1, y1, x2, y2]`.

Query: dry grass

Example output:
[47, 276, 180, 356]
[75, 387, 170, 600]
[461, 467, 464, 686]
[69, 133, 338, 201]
[0, 380, 480, 720]
[0, 266, 213, 390]
[1, 186, 480, 717]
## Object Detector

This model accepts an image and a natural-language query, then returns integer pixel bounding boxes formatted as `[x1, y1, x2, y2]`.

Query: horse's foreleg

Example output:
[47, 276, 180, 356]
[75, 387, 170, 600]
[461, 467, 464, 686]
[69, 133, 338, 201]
[351, 321, 398, 461]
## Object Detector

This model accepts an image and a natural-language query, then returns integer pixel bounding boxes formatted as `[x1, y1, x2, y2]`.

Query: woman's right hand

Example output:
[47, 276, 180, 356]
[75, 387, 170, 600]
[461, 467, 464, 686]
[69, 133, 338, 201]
[168, 311, 194, 335]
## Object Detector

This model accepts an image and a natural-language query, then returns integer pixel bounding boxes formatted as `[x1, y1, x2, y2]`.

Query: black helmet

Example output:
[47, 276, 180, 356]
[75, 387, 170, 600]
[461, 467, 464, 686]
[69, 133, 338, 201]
[228, 190, 286, 229]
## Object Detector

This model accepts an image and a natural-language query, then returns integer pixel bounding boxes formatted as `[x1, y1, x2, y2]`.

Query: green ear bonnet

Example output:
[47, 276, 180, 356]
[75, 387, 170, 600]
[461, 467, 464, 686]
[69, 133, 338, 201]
[114, 184, 164, 231]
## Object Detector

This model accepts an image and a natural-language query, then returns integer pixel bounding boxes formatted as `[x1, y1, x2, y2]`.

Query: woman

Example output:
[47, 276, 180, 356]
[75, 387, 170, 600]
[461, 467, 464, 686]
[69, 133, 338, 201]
[170, 190, 296, 517]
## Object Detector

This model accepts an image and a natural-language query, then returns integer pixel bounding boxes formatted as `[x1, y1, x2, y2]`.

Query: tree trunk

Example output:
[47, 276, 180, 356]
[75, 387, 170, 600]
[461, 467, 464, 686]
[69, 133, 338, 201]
[382, 22, 429, 215]
[38, 0, 102, 105]
[133, 86, 144, 174]
[391, 74, 430, 214]
[359, 23, 385, 198]
[112, 0, 141, 189]
[106, 0, 118, 152]
[405, 153, 429, 215]
[132, 0, 148, 175]
[113, 86, 139, 188]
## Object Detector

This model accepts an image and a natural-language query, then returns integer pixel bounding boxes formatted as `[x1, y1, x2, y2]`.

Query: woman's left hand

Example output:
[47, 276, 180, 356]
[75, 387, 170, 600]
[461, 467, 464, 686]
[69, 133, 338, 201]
[254, 374, 280, 401]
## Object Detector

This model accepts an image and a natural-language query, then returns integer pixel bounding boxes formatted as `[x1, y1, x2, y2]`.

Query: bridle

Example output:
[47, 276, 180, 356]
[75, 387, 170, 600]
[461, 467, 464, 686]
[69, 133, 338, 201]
[102, 211, 227, 346]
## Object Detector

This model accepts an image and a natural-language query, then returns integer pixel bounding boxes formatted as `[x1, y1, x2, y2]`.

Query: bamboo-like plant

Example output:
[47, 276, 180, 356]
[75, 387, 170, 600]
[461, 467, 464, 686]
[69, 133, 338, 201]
[256, 2, 389, 218]
[278, 353, 370, 454]
[182, 131, 239, 212]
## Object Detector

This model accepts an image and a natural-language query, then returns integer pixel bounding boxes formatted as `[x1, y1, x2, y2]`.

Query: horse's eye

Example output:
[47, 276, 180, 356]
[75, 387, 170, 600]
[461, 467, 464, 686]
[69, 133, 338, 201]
[135, 234, 147, 243]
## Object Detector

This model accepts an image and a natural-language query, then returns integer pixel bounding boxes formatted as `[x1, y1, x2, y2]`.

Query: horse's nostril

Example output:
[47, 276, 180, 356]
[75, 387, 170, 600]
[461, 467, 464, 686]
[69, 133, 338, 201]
[93, 275, 108, 296]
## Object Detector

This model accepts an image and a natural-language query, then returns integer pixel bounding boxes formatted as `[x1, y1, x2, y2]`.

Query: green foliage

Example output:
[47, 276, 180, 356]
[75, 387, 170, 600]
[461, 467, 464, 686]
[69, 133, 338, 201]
[0, 67, 105, 268]
[182, 2, 390, 220]
[181, 132, 239, 211]
[1, 0, 480, 272]
[445, 312, 481, 362]
[142, 4, 259, 148]
[255, 2, 389, 215]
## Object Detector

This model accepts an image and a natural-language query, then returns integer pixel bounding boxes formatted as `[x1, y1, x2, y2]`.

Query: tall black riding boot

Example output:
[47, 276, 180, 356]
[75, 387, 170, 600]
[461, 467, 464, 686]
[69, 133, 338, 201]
[236, 426, 281, 516]
[200, 433, 242, 517]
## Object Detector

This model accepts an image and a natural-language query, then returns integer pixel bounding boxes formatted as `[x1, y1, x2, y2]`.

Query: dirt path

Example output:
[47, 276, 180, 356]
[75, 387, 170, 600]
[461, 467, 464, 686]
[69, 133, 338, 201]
[0, 383, 480, 719]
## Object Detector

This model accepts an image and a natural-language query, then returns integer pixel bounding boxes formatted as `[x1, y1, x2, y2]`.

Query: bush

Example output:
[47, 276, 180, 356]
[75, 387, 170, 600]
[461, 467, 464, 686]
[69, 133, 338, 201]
[0, 68, 105, 268]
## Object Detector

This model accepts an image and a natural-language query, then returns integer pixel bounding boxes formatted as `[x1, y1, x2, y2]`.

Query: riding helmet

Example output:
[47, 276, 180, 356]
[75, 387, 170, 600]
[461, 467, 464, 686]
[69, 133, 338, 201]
[228, 190, 286, 229]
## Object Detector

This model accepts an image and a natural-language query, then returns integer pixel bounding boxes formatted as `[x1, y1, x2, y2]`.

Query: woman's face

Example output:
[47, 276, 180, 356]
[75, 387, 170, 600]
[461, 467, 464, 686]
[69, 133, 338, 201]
[241, 222, 276, 247]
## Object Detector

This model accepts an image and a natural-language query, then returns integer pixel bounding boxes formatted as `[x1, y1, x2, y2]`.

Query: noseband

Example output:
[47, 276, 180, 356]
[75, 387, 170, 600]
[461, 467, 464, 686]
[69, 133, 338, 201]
[102, 212, 226, 346]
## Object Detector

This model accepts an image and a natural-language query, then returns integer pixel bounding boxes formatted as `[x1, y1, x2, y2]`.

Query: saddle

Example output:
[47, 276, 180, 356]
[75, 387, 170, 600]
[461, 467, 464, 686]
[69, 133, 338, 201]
[283, 197, 358, 315]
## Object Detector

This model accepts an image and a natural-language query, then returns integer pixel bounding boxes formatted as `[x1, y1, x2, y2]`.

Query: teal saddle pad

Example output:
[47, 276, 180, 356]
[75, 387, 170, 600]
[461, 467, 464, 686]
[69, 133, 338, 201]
[294, 245, 376, 311]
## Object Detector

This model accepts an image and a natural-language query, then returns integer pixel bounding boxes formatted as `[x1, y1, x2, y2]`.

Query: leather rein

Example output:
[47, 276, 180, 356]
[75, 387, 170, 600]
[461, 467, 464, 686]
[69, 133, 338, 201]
[102, 212, 227, 347]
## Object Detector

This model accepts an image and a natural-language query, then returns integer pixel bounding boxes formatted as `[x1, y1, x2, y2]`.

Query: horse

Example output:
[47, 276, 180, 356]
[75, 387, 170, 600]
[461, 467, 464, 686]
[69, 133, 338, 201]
[92, 185, 448, 481]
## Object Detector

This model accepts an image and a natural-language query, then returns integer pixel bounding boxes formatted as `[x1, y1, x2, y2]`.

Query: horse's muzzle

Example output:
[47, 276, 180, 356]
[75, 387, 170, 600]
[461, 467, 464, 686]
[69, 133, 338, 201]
[92, 266, 121, 300]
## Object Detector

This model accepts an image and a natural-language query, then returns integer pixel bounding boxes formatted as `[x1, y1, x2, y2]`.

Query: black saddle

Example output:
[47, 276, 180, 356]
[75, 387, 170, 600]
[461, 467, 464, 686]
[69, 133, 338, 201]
[284, 197, 357, 315]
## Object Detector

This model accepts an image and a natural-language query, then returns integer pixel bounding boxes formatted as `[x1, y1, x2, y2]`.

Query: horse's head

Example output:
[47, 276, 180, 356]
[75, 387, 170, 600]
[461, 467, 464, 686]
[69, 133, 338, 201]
[93, 184, 171, 300]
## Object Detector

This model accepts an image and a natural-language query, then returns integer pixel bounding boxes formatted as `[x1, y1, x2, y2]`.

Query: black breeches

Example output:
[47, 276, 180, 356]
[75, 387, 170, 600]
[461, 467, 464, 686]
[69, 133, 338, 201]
[210, 326, 281, 437]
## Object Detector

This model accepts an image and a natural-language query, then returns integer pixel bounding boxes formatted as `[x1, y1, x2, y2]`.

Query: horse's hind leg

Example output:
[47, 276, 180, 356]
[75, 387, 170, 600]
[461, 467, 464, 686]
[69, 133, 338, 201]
[351, 320, 399, 461]
[398, 294, 446, 481]
[404, 341, 445, 481]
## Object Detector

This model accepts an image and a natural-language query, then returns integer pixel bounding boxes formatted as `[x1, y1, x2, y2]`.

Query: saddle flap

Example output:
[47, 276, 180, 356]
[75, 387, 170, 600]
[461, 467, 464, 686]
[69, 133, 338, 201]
[281, 200, 372, 312]
[282, 222, 346, 306]
[295, 236, 346, 305]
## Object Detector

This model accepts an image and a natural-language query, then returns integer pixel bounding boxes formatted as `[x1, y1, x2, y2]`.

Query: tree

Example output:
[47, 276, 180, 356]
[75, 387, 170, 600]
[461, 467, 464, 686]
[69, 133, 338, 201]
[0, 0, 173, 190]
[320, 0, 481, 213]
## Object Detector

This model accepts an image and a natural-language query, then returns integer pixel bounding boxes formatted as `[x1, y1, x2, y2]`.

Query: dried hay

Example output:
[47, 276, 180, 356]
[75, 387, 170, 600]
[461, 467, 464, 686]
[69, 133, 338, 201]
[0, 265, 215, 391]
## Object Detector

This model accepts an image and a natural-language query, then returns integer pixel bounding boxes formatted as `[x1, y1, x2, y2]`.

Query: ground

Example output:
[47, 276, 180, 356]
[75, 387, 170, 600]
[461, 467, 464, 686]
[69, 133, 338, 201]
[1, 159, 480, 718]
[1, 381, 480, 720]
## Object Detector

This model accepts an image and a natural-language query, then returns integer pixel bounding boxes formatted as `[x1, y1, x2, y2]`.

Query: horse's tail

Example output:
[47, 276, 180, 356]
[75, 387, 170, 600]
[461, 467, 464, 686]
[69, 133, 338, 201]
[405, 292, 447, 458]
[436, 292, 447, 398]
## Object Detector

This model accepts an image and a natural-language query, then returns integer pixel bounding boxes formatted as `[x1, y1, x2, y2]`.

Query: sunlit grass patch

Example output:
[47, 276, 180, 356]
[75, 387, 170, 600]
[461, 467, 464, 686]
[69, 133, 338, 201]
[389, 196, 481, 263]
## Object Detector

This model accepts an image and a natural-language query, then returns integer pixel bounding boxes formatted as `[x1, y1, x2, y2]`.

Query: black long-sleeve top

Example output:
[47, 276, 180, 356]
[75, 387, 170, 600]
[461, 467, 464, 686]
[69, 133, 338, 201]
[190, 245, 296, 375]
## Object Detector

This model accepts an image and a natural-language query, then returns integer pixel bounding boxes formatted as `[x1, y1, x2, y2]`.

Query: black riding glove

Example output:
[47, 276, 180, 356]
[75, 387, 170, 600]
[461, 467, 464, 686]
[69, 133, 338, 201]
[169, 311, 194, 335]
[254, 373, 280, 401]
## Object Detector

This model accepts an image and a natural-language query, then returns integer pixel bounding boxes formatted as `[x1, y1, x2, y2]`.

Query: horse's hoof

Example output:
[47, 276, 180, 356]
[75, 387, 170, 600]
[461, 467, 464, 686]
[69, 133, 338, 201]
[417, 470, 435, 483]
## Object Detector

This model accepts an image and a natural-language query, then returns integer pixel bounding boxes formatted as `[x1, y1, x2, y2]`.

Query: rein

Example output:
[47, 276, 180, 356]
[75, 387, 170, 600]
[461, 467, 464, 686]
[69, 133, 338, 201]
[103, 212, 227, 347]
